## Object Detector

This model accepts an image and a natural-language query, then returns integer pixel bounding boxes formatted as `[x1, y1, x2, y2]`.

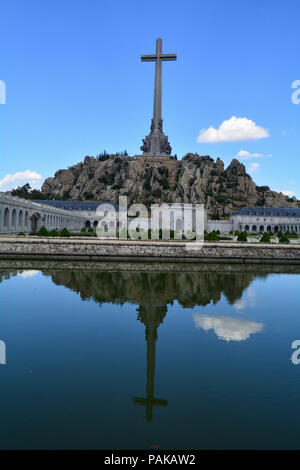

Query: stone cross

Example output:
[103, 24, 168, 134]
[141, 38, 177, 156]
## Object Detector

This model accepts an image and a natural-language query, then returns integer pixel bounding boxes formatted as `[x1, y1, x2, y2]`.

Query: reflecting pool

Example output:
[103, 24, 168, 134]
[0, 261, 300, 449]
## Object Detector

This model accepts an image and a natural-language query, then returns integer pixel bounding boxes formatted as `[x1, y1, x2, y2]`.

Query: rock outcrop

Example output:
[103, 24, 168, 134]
[41, 153, 300, 218]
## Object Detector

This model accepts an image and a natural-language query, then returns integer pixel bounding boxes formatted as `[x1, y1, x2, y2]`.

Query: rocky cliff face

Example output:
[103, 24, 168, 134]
[41, 153, 300, 218]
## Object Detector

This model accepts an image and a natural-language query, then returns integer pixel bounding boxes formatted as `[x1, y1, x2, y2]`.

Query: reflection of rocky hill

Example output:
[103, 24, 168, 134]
[40, 269, 257, 308]
[2, 261, 299, 309]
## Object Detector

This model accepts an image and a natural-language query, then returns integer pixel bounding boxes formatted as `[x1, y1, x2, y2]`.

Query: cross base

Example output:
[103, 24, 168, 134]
[141, 119, 172, 156]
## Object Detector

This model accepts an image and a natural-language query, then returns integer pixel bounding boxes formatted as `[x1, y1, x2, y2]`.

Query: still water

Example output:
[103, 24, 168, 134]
[0, 261, 300, 449]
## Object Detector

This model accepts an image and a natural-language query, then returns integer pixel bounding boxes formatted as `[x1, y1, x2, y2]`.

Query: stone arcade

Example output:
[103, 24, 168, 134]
[231, 207, 300, 234]
[0, 193, 85, 235]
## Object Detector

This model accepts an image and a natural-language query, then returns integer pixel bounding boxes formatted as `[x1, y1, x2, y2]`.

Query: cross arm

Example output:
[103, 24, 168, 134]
[133, 397, 168, 406]
[141, 54, 177, 62]
[160, 54, 177, 61]
[141, 54, 157, 62]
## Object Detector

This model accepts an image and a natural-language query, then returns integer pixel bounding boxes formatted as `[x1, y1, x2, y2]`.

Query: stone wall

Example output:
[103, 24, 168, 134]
[207, 219, 233, 233]
[0, 237, 299, 263]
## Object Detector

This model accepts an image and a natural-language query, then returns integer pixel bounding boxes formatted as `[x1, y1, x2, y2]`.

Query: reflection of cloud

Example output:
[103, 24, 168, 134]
[193, 314, 263, 342]
[18, 270, 40, 279]
[234, 287, 256, 311]
[234, 299, 246, 311]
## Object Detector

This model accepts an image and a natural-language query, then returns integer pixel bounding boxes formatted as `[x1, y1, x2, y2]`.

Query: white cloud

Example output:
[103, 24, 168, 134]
[0, 170, 42, 191]
[247, 162, 260, 174]
[289, 180, 296, 185]
[193, 314, 263, 342]
[276, 189, 297, 197]
[197, 116, 269, 143]
[237, 150, 272, 160]
[18, 270, 40, 279]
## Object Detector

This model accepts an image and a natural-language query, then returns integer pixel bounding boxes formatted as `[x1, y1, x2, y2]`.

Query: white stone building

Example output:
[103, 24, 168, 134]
[2, 194, 299, 238]
[231, 207, 300, 233]
[34, 200, 119, 230]
[0, 193, 86, 235]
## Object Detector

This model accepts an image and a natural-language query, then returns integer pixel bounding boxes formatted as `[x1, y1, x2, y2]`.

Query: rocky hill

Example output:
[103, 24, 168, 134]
[41, 153, 300, 218]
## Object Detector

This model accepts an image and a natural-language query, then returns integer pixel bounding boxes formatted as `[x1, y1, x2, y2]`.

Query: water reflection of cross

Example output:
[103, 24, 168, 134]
[133, 304, 168, 422]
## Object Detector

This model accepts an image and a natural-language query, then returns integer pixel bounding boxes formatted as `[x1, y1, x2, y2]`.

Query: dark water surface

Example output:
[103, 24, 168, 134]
[0, 261, 300, 449]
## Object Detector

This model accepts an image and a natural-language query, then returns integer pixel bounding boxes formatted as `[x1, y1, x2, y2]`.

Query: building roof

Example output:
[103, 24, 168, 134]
[33, 200, 119, 211]
[233, 206, 300, 217]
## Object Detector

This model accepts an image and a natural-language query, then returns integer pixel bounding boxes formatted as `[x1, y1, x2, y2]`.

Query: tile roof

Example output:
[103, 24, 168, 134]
[33, 200, 119, 211]
[233, 206, 300, 217]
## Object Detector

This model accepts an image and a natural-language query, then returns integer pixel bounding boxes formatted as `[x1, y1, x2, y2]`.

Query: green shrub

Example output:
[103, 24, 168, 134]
[260, 232, 271, 243]
[237, 231, 247, 242]
[279, 234, 290, 243]
[17, 232, 25, 236]
[81, 228, 86, 233]
[160, 177, 170, 190]
[37, 226, 48, 236]
[234, 230, 240, 236]
[49, 229, 59, 237]
[60, 227, 70, 237]
[88, 227, 94, 233]
[287, 231, 299, 238]
[205, 231, 220, 241]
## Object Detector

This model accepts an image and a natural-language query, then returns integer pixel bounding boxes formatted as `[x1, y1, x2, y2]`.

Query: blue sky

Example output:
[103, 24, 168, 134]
[0, 0, 299, 197]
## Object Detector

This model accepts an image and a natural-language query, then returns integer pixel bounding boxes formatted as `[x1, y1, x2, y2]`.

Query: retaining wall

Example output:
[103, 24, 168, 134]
[0, 237, 300, 263]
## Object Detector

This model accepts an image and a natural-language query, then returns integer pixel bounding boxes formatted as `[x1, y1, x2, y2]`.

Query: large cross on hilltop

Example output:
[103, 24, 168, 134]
[140, 38, 177, 157]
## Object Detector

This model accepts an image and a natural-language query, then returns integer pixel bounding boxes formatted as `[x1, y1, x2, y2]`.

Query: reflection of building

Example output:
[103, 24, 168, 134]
[133, 304, 168, 421]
